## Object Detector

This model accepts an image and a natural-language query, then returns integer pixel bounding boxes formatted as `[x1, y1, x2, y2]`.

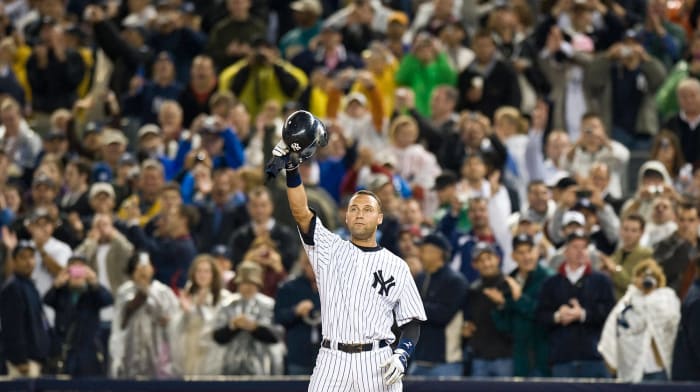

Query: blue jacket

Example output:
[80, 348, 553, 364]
[0, 275, 51, 365]
[44, 284, 113, 376]
[414, 264, 468, 364]
[273, 275, 321, 370]
[672, 279, 700, 381]
[536, 264, 615, 365]
[123, 81, 183, 125]
[126, 225, 197, 289]
[177, 128, 246, 170]
[439, 213, 504, 283]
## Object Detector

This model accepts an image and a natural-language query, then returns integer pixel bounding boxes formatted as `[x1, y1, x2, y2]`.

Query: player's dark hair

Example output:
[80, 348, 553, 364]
[354, 190, 383, 213]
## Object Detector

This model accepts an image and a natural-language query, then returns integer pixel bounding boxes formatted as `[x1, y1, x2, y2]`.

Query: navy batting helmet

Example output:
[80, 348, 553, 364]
[282, 110, 328, 161]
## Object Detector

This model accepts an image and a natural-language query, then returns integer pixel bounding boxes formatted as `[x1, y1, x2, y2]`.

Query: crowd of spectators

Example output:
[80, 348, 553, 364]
[0, 0, 699, 384]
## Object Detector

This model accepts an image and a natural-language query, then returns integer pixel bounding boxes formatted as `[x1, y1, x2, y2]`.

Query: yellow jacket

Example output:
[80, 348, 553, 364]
[76, 46, 94, 98]
[117, 194, 162, 227]
[219, 59, 308, 116]
[13, 44, 32, 103]
[353, 60, 398, 115]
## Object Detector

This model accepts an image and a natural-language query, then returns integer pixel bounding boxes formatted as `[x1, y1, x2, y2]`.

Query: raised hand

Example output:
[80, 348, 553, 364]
[272, 139, 290, 157]
[1, 226, 17, 251]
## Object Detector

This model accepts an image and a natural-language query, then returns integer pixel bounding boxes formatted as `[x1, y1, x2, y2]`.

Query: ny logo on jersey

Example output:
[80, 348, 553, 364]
[372, 270, 395, 296]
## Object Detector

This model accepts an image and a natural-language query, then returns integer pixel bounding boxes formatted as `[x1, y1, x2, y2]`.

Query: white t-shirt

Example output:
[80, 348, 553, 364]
[32, 237, 71, 325]
[96, 243, 114, 322]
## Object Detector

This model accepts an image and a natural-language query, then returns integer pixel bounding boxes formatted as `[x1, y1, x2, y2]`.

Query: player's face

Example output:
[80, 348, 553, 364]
[346, 194, 383, 241]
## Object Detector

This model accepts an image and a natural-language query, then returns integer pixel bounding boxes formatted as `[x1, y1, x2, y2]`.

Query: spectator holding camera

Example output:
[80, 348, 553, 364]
[230, 236, 287, 298]
[561, 112, 629, 200]
[228, 38, 308, 116]
[536, 230, 615, 378]
[44, 256, 113, 377]
[220, 38, 308, 118]
[109, 252, 179, 378]
[205, 0, 267, 70]
[178, 114, 245, 171]
[74, 213, 133, 298]
[622, 161, 677, 222]
[598, 259, 680, 382]
[584, 31, 666, 151]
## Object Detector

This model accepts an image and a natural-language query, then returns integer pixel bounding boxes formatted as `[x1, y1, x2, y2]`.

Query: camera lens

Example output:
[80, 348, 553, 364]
[642, 275, 657, 290]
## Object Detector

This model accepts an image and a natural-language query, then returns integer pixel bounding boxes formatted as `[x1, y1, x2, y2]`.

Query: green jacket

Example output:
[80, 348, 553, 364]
[395, 53, 457, 117]
[492, 264, 553, 377]
[609, 245, 654, 299]
[655, 60, 700, 121]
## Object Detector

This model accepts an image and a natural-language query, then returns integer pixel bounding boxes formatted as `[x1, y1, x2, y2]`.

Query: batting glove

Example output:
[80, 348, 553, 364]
[380, 348, 408, 385]
[272, 139, 290, 157]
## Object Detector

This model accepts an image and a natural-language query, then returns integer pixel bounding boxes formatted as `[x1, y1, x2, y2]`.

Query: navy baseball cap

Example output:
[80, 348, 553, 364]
[512, 233, 534, 249]
[471, 242, 497, 260]
[553, 176, 578, 190]
[91, 162, 113, 183]
[211, 244, 231, 259]
[416, 232, 451, 254]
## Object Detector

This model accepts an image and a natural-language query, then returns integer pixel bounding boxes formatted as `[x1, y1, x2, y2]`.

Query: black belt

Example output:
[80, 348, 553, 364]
[321, 339, 389, 353]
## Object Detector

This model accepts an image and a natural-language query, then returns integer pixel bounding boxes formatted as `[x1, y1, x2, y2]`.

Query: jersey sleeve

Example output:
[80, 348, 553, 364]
[298, 210, 341, 271]
[394, 262, 427, 326]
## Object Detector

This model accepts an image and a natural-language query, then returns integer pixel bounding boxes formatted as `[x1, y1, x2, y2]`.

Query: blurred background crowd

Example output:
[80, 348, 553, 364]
[0, 0, 699, 384]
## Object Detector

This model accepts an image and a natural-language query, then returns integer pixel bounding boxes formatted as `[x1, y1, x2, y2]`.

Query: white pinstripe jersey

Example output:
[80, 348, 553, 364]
[300, 215, 426, 344]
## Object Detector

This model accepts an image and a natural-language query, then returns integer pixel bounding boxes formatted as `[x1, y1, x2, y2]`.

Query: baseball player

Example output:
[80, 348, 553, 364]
[267, 111, 426, 391]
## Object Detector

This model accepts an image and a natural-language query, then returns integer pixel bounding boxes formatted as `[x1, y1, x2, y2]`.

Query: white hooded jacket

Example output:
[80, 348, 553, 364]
[598, 285, 680, 382]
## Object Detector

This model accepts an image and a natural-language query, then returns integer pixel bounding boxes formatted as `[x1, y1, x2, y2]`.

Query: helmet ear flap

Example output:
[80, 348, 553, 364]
[315, 119, 329, 148]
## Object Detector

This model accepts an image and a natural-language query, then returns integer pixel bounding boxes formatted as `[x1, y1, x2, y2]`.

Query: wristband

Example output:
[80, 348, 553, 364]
[286, 167, 302, 188]
[396, 338, 415, 358]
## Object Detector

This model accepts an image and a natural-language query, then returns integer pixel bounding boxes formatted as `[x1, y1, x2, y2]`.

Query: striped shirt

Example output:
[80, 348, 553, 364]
[300, 214, 426, 344]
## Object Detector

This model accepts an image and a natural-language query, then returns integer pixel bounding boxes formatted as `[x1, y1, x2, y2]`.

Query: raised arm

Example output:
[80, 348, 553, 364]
[284, 157, 314, 234]
[266, 112, 329, 235]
